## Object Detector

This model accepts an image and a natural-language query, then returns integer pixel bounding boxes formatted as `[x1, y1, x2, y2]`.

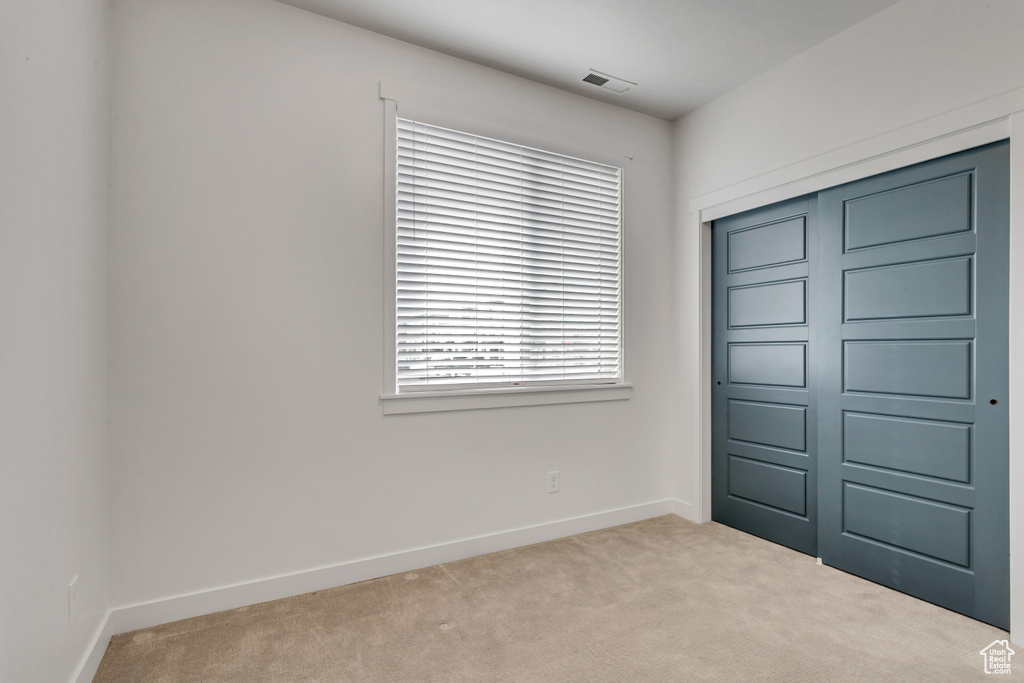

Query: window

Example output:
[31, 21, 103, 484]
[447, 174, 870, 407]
[394, 118, 623, 394]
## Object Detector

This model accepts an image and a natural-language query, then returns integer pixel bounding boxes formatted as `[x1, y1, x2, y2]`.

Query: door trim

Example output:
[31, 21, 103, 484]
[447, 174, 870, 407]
[687, 84, 1024, 642]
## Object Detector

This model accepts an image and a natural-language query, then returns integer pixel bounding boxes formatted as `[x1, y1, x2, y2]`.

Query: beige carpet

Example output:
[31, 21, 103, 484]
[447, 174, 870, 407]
[94, 515, 1022, 681]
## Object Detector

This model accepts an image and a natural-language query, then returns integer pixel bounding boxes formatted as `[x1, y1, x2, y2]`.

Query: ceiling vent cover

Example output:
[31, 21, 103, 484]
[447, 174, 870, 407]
[581, 70, 635, 95]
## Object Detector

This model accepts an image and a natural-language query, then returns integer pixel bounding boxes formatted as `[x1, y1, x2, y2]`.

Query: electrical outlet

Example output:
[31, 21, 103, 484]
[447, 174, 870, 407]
[547, 471, 560, 494]
[68, 575, 79, 625]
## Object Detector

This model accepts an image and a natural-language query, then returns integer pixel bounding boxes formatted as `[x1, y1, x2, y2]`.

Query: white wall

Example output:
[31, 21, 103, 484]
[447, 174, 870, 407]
[0, 1, 111, 682]
[108, 0, 676, 614]
[672, 0, 1024, 636]
[9, 0, 1023, 675]
[677, 0, 1024, 202]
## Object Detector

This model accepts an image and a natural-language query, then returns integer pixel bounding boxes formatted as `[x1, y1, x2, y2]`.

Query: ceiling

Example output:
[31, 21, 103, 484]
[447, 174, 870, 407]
[276, 0, 901, 121]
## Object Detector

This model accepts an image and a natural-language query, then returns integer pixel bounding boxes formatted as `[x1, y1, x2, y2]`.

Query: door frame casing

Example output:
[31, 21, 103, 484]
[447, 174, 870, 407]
[688, 86, 1024, 643]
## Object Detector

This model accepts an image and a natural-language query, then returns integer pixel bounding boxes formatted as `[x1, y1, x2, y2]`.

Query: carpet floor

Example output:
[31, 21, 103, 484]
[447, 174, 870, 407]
[94, 515, 1021, 681]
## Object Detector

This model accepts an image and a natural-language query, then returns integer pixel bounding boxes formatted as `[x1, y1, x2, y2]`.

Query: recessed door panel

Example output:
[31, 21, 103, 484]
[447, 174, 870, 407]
[728, 343, 805, 387]
[728, 400, 806, 452]
[729, 280, 806, 328]
[728, 456, 806, 516]
[844, 340, 971, 399]
[728, 216, 806, 272]
[843, 413, 970, 483]
[843, 483, 971, 567]
[845, 257, 971, 321]
[844, 172, 972, 251]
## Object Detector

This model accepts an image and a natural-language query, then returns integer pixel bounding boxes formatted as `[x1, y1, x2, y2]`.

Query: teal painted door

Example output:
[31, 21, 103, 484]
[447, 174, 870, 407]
[711, 142, 1010, 628]
[817, 142, 1009, 629]
[712, 196, 818, 556]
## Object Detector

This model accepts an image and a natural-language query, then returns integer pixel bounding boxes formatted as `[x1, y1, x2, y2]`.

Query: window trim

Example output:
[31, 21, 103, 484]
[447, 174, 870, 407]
[380, 382, 633, 415]
[381, 97, 631, 414]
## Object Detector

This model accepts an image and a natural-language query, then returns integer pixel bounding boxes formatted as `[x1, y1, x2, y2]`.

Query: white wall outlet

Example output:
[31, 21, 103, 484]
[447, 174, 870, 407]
[68, 575, 79, 625]
[547, 471, 560, 494]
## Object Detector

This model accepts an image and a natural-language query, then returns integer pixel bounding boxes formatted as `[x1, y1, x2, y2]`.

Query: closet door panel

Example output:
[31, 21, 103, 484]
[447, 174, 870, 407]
[817, 142, 1009, 629]
[712, 197, 817, 556]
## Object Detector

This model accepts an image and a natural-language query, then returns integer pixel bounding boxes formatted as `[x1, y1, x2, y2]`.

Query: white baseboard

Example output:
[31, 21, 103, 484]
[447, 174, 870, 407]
[668, 498, 700, 522]
[108, 499, 677, 637]
[72, 609, 115, 683]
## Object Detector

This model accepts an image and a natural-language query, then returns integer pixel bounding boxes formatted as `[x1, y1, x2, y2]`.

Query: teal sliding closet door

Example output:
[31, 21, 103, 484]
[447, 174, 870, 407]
[817, 142, 1009, 629]
[712, 196, 818, 556]
[711, 142, 1010, 628]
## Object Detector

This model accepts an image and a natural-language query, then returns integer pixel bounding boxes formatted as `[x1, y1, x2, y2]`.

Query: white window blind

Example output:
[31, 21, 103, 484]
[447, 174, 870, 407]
[396, 118, 622, 392]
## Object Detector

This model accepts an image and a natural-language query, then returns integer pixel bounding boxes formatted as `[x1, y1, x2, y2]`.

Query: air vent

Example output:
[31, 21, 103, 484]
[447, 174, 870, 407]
[581, 70, 636, 95]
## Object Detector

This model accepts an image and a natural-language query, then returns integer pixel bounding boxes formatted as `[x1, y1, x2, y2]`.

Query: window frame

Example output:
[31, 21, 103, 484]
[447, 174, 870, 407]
[380, 98, 631, 414]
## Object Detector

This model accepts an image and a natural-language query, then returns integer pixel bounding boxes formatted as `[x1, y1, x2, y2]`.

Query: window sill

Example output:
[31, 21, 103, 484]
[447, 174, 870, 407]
[380, 383, 633, 415]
